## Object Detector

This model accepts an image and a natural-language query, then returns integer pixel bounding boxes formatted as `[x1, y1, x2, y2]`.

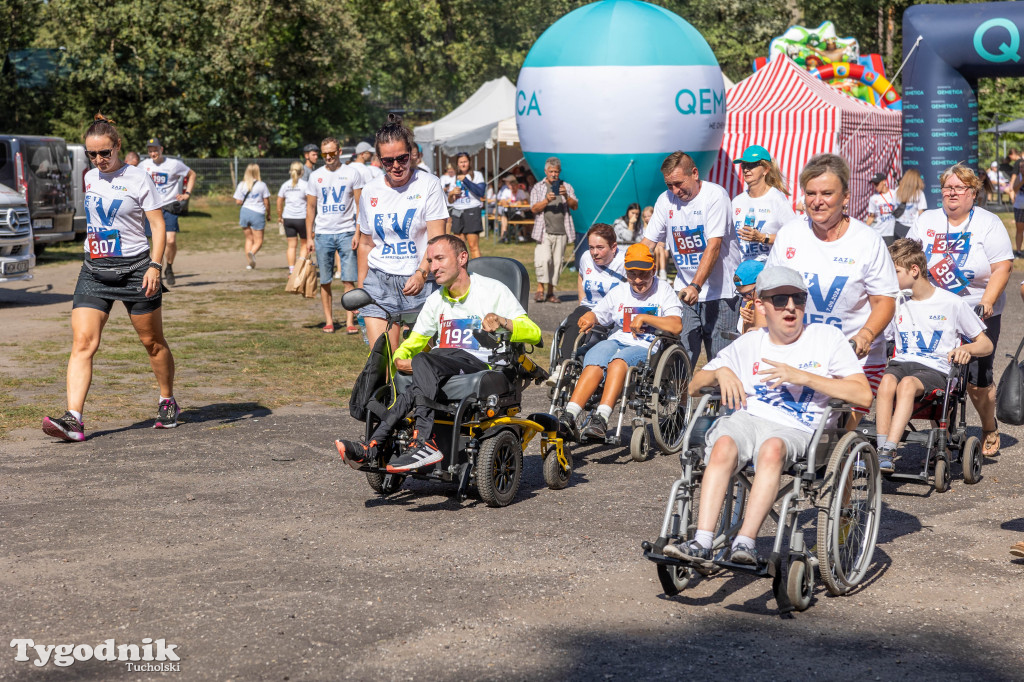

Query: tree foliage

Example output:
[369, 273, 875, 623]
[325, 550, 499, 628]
[3, 0, 1024, 159]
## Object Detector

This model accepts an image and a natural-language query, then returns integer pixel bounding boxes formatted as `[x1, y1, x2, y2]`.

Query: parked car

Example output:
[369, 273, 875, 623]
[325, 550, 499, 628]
[0, 181, 35, 283]
[0, 135, 75, 250]
[67, 143, 89, 239]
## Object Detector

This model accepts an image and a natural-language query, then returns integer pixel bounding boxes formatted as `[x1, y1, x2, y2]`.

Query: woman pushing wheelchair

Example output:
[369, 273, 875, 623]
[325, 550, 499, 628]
[557, 244, 683, 442]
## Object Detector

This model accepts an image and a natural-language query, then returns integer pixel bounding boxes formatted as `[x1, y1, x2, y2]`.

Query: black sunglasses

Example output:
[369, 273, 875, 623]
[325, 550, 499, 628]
[740, 161, 763, 171]
[381, 153, 411, 168]
[763, 292, 808, 308]
[86, 149, 114, 159]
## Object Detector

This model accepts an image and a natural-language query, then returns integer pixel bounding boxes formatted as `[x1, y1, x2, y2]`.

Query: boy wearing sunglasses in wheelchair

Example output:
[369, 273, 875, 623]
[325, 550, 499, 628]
[664, 266, 872, 565]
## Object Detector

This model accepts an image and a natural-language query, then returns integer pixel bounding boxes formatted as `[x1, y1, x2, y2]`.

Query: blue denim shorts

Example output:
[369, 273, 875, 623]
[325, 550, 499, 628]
[240, 207, 266, 231]
[315, 232, 357, 284]
[361, 268, 436, 320]
[582, 338, 648, 369]
[143, 209, 179, 236]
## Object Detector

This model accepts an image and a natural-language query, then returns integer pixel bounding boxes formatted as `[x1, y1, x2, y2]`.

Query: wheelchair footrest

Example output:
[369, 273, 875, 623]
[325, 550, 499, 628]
[885, 471, 930, 485]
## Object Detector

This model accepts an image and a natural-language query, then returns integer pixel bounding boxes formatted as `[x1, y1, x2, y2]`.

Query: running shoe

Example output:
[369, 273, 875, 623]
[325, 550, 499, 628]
[662, 539, 712, 563]
[558, 411, 580, 441]
[581, 413, 608, 441]
[544, 363, 563, 387]
[164, 263, 175, 287]
[1010, 541, 1024, 558]
[335, 439, 377, 470]
[41, 411, 85, 442]
[385, 432, 443, 473]
[155, 398, 180, 429]
[730, 542, 761, 566]
[247, 252, 256, 269]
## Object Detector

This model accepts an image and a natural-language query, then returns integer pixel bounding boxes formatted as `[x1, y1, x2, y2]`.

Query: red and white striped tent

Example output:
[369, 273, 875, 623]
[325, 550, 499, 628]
[708, 55, 902, 220]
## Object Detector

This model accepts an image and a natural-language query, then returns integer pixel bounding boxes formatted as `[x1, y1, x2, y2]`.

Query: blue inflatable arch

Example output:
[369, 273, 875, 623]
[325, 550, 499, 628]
[902, 2, 1024, 203]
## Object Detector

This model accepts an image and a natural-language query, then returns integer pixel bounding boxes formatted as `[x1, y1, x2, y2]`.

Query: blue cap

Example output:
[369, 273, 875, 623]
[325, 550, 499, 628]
[733, 145, 772, 164]
[145, 137, 162, 148]
[733, 259, 765, 286]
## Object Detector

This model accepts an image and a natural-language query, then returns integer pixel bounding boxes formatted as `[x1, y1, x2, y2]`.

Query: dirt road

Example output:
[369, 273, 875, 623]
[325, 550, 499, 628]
[2, 252, 1023, 680]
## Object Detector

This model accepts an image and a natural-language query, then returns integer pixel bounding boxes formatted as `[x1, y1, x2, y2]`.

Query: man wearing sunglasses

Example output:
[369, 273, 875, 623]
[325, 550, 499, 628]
[665, 266, 871, 566]
[139, 137, 196, 287]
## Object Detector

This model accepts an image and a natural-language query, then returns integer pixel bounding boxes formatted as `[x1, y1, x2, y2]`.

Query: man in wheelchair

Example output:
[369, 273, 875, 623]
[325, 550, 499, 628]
[874, 238, 991, 473]
[336, 234, 541, 473]
[664, 266, 872, 566]
[557, 243, 683, 441]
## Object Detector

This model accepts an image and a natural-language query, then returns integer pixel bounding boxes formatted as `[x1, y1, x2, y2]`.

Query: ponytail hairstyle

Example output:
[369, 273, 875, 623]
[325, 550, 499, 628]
[84, 112, 121, 147]
[288, 160, 303, 187]
[374, 113, 414, 156]
[762, 160, 790, 197]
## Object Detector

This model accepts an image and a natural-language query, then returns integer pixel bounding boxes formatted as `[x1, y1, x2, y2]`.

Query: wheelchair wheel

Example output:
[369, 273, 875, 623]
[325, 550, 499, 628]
[542, 444, 572, 490]
[649, 345, 693, 454]
[366, 471, 405, 496]
[962, 436, 982, 484]
[786, 557, 814, 612]
[476, 430, 523, 507]
[816, 432, 880, 596]
[657, 563, 698, 596]
[630, 426, 651, 462]
[934, 455, 951, 492]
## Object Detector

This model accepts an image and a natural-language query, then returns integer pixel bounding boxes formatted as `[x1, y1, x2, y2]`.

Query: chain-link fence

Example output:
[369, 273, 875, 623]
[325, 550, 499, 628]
[179, 148, 355, 196]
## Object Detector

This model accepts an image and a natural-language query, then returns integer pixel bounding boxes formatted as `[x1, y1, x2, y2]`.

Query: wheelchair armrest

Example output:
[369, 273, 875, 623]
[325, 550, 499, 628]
[827, 398, 845, 408]
[650, 329, 681, 341]
[699, 387, 722, 398]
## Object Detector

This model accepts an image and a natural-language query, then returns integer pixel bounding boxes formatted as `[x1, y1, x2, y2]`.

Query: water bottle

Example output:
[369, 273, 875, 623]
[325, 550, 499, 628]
[744, 207, 756, 229]
[357, 313, 368, 345]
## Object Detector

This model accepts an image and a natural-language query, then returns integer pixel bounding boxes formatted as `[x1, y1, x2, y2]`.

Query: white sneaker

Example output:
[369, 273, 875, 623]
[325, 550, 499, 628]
[334, 272, 341, 280]
[545, 364, 563, 387]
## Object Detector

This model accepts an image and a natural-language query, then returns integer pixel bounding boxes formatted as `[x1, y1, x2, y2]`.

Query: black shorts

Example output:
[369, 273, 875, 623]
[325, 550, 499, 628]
[283, 218, 307, 239]
[968, 313, 1000, 388]
[883, 360, 948, 396]
[451, 207, 483, 235]
[73, 252, 163, 316]
[1014, 208, 1024, 224]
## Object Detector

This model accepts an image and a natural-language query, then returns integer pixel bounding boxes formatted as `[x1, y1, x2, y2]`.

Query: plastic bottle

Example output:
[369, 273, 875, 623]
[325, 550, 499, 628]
[357, 313, 368, 345]
[744, 207, 756, 229]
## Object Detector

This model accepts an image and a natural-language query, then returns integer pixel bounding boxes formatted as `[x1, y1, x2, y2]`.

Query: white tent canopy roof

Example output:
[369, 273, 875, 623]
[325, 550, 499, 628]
[414, 76, 516, 155]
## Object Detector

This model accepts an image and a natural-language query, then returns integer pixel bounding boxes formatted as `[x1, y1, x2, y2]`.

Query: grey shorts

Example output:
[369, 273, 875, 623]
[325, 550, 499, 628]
[704, 410, 812, 474]
[361, 268, 436, 320]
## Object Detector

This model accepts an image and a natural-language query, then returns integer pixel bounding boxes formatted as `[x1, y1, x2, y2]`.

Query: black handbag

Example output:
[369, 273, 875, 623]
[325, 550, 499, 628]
[996, 334, 1024, 425]
[349, 333, 396, 422]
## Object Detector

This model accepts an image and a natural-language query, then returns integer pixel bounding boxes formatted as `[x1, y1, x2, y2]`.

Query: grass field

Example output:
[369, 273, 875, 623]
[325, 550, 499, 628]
[3, 198, 571, 435]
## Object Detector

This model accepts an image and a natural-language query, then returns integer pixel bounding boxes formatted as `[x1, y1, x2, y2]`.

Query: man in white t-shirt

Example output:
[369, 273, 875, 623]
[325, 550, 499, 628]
[335, 235, 542, 473]
[305, 137, 365, 334]
[642, 151, 741, 369]
[348, 141, 375, 186]
[874, 238, 991, 472]
[865, 173, 898, 241]
[140, 137, 196, 286]
[301, 144, 319, 182]
[664, 266, 871, 566]
[413, 144, 431, 173]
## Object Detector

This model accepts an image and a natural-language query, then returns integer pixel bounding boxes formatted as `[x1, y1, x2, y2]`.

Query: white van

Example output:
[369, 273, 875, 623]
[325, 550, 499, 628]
[0, 181, 34, 283]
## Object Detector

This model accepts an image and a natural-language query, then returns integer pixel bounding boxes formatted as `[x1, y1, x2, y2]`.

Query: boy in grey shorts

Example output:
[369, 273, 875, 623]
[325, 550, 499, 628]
[664, 266, 873, 566]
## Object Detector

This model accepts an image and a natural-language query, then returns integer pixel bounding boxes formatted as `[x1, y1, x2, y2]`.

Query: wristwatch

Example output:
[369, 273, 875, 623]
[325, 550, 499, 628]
[690, 281, 702, 293]
[416, 267, 429, 279]
[148, 262, 163, 272]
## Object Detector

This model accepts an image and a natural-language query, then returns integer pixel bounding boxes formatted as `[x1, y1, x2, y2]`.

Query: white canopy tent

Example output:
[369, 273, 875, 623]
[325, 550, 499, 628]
[415, 76, 517, 171]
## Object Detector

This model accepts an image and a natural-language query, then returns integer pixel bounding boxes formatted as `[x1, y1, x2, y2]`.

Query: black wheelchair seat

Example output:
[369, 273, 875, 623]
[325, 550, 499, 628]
[442, 370, 511, 401]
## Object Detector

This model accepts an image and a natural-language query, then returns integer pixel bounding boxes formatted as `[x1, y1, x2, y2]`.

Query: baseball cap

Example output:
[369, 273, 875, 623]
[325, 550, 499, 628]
[755, 266, 807, 295]
[303, 144, 318, 153]
[734, 259, 766, 287]
[733, 145, 771, 164]
[624, 243, 655, 270]
[990, 161, 999, 168]
[870, 172, 887, 185]
[145, 137, 162, 148]
[355, 141, 374, 155]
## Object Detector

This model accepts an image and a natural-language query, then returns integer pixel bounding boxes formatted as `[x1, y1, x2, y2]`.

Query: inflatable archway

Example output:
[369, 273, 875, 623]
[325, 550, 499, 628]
[807, 63, 901, 109]
[903, 2, 1024, 201]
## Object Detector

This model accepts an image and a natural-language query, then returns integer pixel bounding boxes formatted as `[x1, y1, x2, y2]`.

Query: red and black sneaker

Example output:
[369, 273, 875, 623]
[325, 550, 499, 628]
[335, 439, 377, 470]
[385, 432, 443, 473]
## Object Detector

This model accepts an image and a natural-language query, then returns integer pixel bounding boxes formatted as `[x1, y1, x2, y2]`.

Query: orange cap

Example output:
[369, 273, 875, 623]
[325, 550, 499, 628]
[624, 243, 655, 270]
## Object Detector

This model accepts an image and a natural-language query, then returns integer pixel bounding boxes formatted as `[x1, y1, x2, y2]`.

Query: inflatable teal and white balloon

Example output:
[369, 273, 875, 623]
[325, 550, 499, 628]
[516, 0, 726, 230]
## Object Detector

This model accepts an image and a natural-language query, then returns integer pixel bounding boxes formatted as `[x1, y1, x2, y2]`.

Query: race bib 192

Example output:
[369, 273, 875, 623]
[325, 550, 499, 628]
[439, 318, 481, 350]
[87, 229, 123, 259]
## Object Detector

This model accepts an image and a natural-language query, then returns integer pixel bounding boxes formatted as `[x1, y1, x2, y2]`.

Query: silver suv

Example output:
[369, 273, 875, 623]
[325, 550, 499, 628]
[0, 181, 34, 283]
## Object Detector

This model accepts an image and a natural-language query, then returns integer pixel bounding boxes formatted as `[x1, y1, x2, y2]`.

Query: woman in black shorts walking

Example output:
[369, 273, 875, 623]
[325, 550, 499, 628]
[42, 114, 178, 442]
